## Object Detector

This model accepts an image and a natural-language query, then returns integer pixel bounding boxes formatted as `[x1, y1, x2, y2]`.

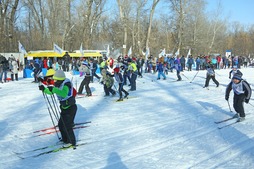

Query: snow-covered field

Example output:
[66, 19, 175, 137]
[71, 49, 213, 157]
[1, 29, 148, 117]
[0, 67, 254, 169]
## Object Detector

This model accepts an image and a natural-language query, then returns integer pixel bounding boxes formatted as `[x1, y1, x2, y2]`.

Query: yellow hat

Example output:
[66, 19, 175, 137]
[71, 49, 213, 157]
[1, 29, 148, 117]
[46, 69, 55, 77]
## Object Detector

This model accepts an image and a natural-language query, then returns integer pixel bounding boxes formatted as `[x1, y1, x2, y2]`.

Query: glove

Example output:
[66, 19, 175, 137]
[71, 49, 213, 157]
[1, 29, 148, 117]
[48, 86, 54, 92]
[37, 77, 44, 82]
[245, 99, 249, 104]
[225, 97, 229, 101]
[39, 85, 45, 91]
[229, 77, 231, 79]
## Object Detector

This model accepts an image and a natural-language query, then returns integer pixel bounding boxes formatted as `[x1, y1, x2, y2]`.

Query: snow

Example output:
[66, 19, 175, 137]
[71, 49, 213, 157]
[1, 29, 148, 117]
[0, 67, 254, 169]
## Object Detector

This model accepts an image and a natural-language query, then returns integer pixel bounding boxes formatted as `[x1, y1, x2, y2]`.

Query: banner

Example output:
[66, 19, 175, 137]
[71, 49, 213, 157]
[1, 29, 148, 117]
[80, 43, 84, 57]
[18, 41, 27, 55]
[53, 43, 63, 54]
[106, 45, 110, 57]
[128, 46, 132, 57]
[175, 48, 179, 56]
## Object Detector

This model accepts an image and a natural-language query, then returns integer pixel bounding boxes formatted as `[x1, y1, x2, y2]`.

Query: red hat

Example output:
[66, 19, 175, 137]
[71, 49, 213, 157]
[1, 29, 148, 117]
[114, 67, 120, 73]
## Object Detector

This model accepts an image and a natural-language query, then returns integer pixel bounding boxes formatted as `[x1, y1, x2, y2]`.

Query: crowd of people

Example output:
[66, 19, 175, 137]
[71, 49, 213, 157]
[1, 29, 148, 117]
[2, 51, 252, 148]
[0, 54, 22, 83]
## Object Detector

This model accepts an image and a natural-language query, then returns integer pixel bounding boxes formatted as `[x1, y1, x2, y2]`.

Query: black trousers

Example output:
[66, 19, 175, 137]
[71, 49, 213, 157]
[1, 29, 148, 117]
[118, 83, 128, 98]
[78, 76, 92, 95]
[233, 94, 246, 117]
[204, 75, 219, 87]
[104, 84, 115, 95]
[58, 104, 77, 145]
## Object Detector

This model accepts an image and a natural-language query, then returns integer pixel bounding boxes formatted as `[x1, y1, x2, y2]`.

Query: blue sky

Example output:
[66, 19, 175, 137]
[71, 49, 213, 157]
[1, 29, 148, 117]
[206, 0, 254, 25]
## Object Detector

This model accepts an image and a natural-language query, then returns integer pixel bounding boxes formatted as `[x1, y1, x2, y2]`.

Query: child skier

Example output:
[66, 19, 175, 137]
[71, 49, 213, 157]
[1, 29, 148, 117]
[100, 68, 116, 96]
[225, 73, 252, 122]
[156, 62, 166, 80]
[203, 65, 219, 88]
[113, 65, 129, 101]
[229, 65, 243, 79]
[39, 70, 77, 147]
[170, 58, 182, 81]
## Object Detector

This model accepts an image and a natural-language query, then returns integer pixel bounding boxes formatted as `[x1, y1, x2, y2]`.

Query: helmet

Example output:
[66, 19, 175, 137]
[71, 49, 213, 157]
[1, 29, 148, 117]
[46, 69, 55, 77]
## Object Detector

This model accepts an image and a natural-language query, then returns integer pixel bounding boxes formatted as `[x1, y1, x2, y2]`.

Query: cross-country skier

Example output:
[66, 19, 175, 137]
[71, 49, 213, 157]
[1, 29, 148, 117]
[39, 70, 77, 147]
[225, 73, 252, 122]
[229, 65, 242, 79]
[113, 65, 129, 101]
[203, 64, 219, 88]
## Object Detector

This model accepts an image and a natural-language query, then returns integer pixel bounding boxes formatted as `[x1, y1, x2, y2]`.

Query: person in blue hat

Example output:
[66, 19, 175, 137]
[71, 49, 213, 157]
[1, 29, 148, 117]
[225, 73, 252, 122]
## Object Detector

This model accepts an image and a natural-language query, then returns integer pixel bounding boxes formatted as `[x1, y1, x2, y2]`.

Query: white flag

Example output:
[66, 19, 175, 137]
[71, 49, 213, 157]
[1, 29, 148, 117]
[175, 48, 179, 56]
[128, 46, 132, 57]
[106, 45, 110, 57]
[80, 43, 84, 57]
[18, 41, 27, 55]
[159, 48, 165, 58]
[53, 43, 63, 54]
[187, 48, 191, 57]
[145, 47, 150, 61]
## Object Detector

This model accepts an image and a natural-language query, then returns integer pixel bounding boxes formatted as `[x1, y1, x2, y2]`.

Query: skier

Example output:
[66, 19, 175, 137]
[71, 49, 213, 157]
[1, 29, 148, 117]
[203, 65, 219, 88]
[77, 60, 92, 96]
[127, 58, 138, 91]
[225, 73, 252, 122]
[156, 61, 166, 80]
[169, 58, 182, 81]
[229, 65, 242, 79]
[113, 65, 129, 101]
[39, 70, 77, 147]
[100, 68, 116, 96]
[38, 68, 55, 86]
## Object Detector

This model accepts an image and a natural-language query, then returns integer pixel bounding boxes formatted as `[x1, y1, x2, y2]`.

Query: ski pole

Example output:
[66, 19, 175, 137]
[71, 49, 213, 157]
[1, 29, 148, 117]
[50, 95, 60, 121]
[227, 100, 233, 112]
[42, 92, 61, 140]
[190, 71, 199, 83]
[181, 73, 190, 81]
[248, 102, 254, 108]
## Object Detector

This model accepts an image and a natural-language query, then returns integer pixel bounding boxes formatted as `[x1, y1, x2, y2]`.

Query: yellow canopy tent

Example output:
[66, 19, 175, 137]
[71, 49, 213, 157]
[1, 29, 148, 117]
[25, 51, 102, 58]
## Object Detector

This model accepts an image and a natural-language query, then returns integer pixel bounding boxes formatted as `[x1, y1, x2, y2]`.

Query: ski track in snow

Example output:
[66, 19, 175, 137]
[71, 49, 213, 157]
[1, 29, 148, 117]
[0, 68, 254, 169]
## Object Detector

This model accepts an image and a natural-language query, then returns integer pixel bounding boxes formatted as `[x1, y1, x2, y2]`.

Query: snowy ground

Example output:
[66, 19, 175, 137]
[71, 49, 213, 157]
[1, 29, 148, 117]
[0, 67, 254, 169]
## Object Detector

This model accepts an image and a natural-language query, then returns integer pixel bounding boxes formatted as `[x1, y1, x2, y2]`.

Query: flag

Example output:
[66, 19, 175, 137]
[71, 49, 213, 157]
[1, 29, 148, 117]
[18, 41, 27, 55]
[145, 47, 150, 61]
[53, 43, 63, 54]
[80, 43, 84, 57]
[159, 48, 165, 58]
[128, 46, 132, 57]
[106, 45, 110, 57]
[175, 48, 179, 56]
[187, 48, 191, 57]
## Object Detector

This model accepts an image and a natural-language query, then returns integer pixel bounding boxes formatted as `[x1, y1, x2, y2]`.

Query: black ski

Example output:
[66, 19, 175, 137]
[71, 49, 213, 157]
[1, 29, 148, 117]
[214, 117, 235, 124]
[218, 121, 239, 129]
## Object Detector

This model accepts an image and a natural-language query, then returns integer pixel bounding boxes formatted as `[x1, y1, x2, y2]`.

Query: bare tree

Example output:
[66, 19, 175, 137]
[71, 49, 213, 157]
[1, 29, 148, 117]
[145, 0, 160, 55]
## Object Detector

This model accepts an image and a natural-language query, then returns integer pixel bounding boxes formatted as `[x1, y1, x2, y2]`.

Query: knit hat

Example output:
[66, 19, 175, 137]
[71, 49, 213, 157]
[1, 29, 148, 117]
[46, 69, 55, 77]
[232, 73, 242, 80]
[114, 67, 120, 73]
[53, 70, 66, 81]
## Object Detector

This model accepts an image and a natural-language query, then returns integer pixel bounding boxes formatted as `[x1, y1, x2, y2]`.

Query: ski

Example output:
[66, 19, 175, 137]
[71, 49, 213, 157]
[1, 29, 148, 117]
[218, 121, 239, 129]
[14, 139, 84, 155]
[18, 142, 87, 159]
[18, 121, 91, 137]
[214, 117, 235, 124]
[30, 125, 90, 138]
[17, 125, 90, 139]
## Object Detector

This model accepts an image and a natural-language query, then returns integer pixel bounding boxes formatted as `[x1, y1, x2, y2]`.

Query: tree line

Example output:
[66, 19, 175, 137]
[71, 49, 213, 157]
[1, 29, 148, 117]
[1, 0, 254, 58]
